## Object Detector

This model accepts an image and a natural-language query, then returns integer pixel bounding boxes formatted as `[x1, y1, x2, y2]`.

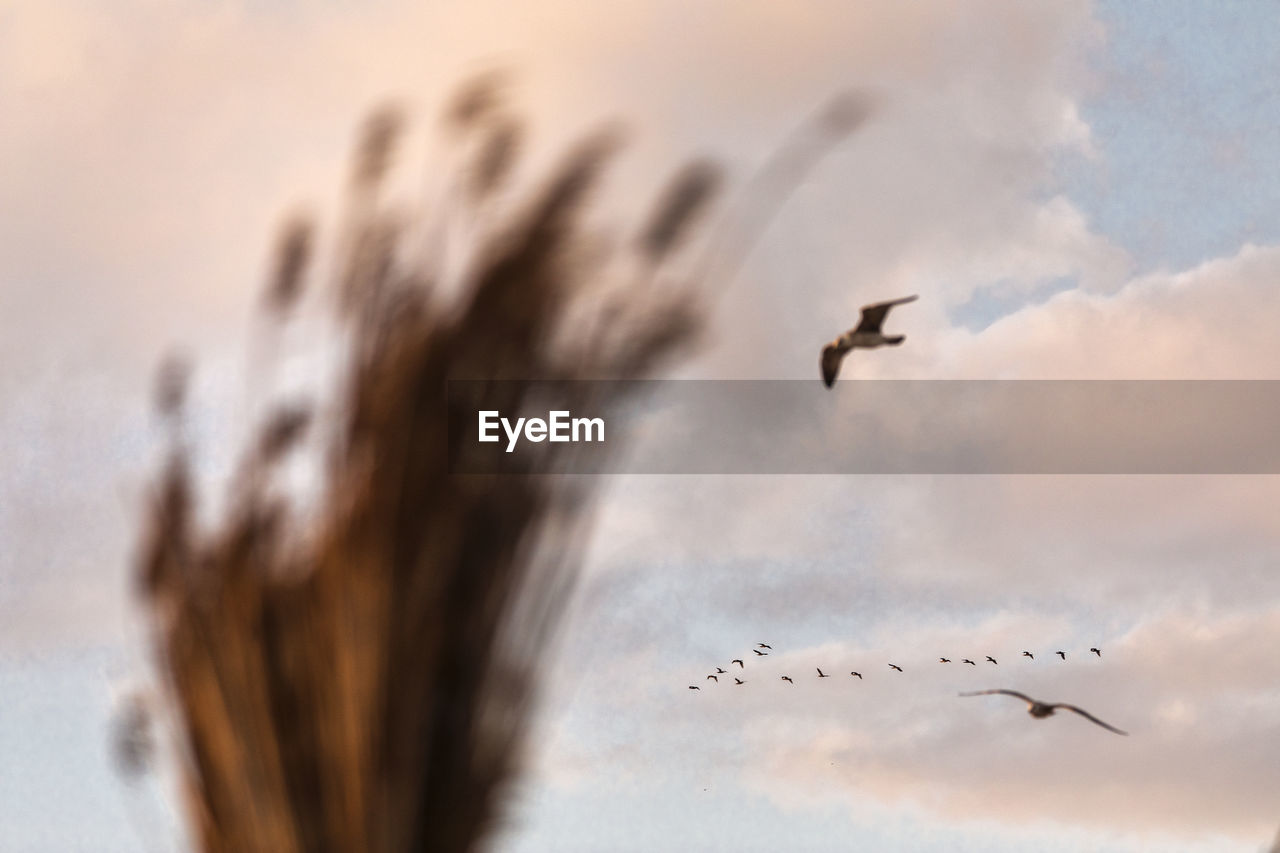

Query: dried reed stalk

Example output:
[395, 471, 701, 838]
[137, 85, 718, 853]
[135, 80, 869, 852]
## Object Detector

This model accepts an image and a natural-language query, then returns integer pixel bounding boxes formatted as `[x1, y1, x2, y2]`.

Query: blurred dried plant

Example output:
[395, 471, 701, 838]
[135, 76, 871, 852]
[136, 78, 719, 853]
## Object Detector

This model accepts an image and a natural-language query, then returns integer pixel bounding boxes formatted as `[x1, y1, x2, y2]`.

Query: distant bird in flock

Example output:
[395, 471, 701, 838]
[888, 664, 903, 672]
[960, 689, 1128, 735]
[715, 667, 727, 674]
[817, 668, 830, 678]
[781, 676, 794, 684]
[753, 649, 768, 656]
[962, 659, 976, 666]
[689, 686, 700, 691]
[758, 643, 773, 649]
[1090, 648, 1102, 657]
[734, 678, 745, 685]
[939, 658, 951, 663]
[1022, 651, 1034, 660]
[706, 675, 718, 682]
[732, 659, 744, 668]
[985, 656, 998, 665]
[850, 671, 863, 679]
[1056, 651, 1066, 660]
[820, 294, 918, 387]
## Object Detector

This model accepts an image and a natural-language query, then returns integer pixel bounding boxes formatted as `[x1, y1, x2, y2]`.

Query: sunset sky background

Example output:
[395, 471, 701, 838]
[3, 1, 1280, 850]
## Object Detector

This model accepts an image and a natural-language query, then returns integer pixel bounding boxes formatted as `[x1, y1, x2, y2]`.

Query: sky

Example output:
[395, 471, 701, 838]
[3, 1, 1280, 850]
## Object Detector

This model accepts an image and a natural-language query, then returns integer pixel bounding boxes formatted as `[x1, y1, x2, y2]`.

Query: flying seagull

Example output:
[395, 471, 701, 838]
[781, 676, 794, 684]
[1090, 648, 1101, 657]
[753, 649, 768, 656]
[817, 668, 830, 678]
[888, 664, 903, 672]
[962, 659, 976, 666]
[959, 689, 1127, 735]
[1022, 651, 1034, 660]
[757, 643, 773, 649]
[1056, 651, 1066, 660]
[732, 659, 744, 668]
[734, 678, 745, 685]
[939, 658, 951, 663]
[707, 675, 719, 682]
[715, 667, 727, 674]
[985, 656, 998, 665]
[820, 295, 918, 387]
[850, 671, 863, 679]
[688, 686, 700, 691]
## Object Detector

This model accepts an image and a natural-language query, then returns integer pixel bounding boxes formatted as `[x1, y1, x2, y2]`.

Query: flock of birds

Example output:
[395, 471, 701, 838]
[805, 296, 1127, 734]
[687, 643, 1126, 735]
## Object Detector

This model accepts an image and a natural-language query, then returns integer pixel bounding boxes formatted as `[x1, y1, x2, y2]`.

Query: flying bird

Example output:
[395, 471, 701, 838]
[1056, 651, 1066, 660]
[781, 676, 794, 684]
[753, 649, 768, 656]
[707, 675, 718, 682]
[715, 667, 727, 674]
[985, 656, 998, 665]
[939, 658, 951, 663]
[1022, 651, 1034, 660]
[888, 664, 903, 672]
[688, 686, 700, 691]
[962, 659, 976, 666]
[850, 671, 863, 679]
[959, 689, 1127, 735]
[820, 295, 918, 387]
[734, 678, 745, 685]
[1090, 648, 1101, 657]
[732, 659, 744, 668]
[817, 668, 830, 678]
[757, 643, 772, 649]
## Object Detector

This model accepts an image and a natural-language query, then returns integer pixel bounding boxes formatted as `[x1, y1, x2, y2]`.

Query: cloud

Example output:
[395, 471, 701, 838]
[731, 602, 1280, 841]
[5, 1, 1277, 850]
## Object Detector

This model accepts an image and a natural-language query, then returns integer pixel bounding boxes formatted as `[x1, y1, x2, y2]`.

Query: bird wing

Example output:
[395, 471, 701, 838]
[1054, 704, 1128, 735]
[959, 689, 1035, 703]
[854, 294, 918, 334]
[732, 660, 744, 667]
[821, 344, 844, 387]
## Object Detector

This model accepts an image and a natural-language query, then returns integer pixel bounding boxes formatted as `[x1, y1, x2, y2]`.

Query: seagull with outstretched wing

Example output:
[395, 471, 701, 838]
[707, 675, 718, 682]
[960, 689, 1127, 735]
[816, 668, 830, 678]
[850, 671, 863, 679]
[732, 659, 744, 668]
[753, 649, 768, 656]
[985, 656, 998, 665]
[781, 676, 794, 684]
[1090, 647, 1102, 657]
[821, 295, 918, 387]
[888, 664, 903, 672]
